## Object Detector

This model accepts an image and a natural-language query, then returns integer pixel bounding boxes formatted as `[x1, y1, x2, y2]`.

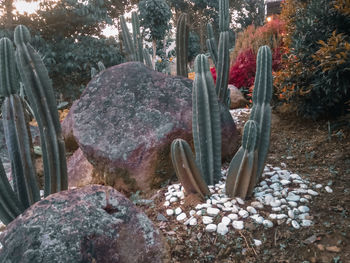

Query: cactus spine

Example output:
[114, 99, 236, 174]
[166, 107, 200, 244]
[192, 54, 221, 185]
[14, 25, 67, 197]
[132, 12, 144, 63]
[206, 23, 218, 67]
[171, 139, 210, 198]
[176, 13, 189, 77]
[249, 45, 272, 180]
[225, 120, 259, 198]
[0, 37, 40, 210]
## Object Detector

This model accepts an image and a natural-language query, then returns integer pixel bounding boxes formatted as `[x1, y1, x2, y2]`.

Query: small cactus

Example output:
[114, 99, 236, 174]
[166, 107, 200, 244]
[225, 120, 259, 198]
[14, 25, 67, 197]
[206, 23, 218, 67]
[97, 61, 105, 71]
[176, 13, 189, 77]
[143, 48, 153, 69]
[171, 139, 210, 199]
[120, 15, 136, 61]
[249, 45, 272, 179]
[192, 54, 221, 185]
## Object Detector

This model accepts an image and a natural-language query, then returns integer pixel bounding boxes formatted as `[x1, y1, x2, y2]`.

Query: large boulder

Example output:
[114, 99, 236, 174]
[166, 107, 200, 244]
[67, 148, 95, 188]
[228, 85, 249, 109]
[63, 62, 239, 192]
[0, 185, 169, 263]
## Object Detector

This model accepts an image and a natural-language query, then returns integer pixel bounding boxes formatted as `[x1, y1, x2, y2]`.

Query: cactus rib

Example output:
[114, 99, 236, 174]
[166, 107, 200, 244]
[206, 23, 218, 67]
[215, 31, 230, 105]
[176, 13, 189, 77]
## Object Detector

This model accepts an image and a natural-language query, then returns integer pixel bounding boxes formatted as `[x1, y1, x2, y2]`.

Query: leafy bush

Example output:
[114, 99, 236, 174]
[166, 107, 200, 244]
[275, 0, 350, 119]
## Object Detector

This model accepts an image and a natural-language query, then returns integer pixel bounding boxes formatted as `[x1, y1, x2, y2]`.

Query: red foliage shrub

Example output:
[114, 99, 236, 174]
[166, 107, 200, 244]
[229, 49, 256, 89]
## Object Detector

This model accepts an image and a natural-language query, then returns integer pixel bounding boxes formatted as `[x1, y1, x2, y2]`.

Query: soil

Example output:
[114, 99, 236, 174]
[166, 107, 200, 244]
[137, 110, 350, 263]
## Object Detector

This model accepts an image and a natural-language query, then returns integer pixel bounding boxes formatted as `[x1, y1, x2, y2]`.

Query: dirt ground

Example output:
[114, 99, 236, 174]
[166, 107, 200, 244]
[139, 110, 350, 263]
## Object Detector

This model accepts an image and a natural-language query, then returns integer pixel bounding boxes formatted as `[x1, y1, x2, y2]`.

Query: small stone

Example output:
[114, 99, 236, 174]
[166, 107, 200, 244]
[288, 210, 295, 219]
[205, 224, 217, 232]
[325, 186, 333, 193]
[298, 206, 310, 213]
[166, 209, 174, 216]
[250, 215, 264, 224]
[228, 214, 238, 221]
[221, 216, 231, 225]
[223, 201, 232, 208]
[307, 189, 319, 196]
[269, 214, 277, 220]
[163, 201, 170, 207]
[304, 194, 312, 200]
[231, 205, 239, 213]
[250, 201, 264, 209]
[238, 210, 249, 218]
[300, 184, 308, 189]
[217, 223, 229, 235]
[290, 173, 301, 180]
[207, 207, 220, 216]
[176, 213, 186, 221]
[175, 207, 182, 215]
[273, 191, 282, 197]
[264, 194, 275, 205]
[247, 206, 257, 214]
[173, 184, 180, 190]
[189, 217, 197, 226]
[276, 214, 287, 220]
[232, 220, 244, 230]
[165, 195, 171, 201]
[176, 191, 184, 199]
[317, 244, 325, 251]
[202, 216, 213, 224]
[236, 197, 245, 205]
[286, 193, 300, 202]
[288, 201, 298, 207]
[301, 219, 313, 227]
[189, 210, 195, 216]
[299, 198, 309, 203]
[291, 220, 300, 229]
[196, 210, 202, 216]
[280, 180, 290, 186]
[263, 220, 273, 228]
[195, 204, 203, 210]
[315, 184, 323, 189]
[298, 213, 310, 220]
[326, 246, 341, 253]
[272, 207, 282, 212]
[169, 197, 178, 203]
[254, 239, 263, 247]
[206, 199, 212, 205]
[270, 200, 281, 207]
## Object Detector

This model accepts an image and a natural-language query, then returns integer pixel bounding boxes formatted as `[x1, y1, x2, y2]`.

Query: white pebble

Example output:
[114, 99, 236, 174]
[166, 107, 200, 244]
[232, 220, 244, 230]
[169, 197, 178, 203]
[272, 207, 282, 212]
[163, 201, 170, 207]
[166, 209, 174, 216]
[195, 204, 203, 210]
[251, 201, 264, 209]
[299, 198, 309, 203]
[254, 239, 262, 246]
[301, 219, 313, 227]
[175, 207, 182, 215]
[221, 216, 231, 225]
[315, 184, 323, 189]
[176, 213, 186, 221]
[291, 220, 300, 229]
[189, 217, 197, 226]
[298, 213, 310, 220]
[307, 189, 319, 196]
[263, 220, 273, 228]
[247, 206, 257, 214]
[189, 210, 196, 216]
[250, 215, 264, 224]
[280, 180, 290, 186]
[236, 197, 245, 205]
[288, 201, 298, 207]
[270, 200, 281, 207]
[202, 216, 213, 224]
[205, 224, 217, 232]
[223, 201, 232, 208]
[286, 193, 300, 202]
[217, 223, 229, 235]
[288, 210, 295, 219]
[165, 195, 171, 201]
[276, 214, 287, 220]
[228, 214, 238, 220]
[238, 210, 249, 218]
[325, 186, 333, 193]
[196, 210, 202, 216]
[207, 207, 220, 216]
[298, 206, 310, 213]
[290, 173, 301, 180]
[269, 214, 277, 220]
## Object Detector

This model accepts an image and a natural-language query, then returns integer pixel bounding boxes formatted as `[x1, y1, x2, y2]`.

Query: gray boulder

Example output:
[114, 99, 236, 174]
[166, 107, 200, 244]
[0, 185, 169, 263]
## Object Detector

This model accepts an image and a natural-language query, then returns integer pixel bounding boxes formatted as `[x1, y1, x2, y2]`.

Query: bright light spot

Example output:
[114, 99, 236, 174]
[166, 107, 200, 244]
[102, 25, 118, 38]
[14, 1, 41, 15]
[266, 16, 273, 22]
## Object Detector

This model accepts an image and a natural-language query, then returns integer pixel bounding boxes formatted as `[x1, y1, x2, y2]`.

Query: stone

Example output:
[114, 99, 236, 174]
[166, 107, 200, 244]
[0, 185, 169, 262]
[202, 216, 213, 225]
[189, 218, 197, 226]
[176, 213, 187, 221]
[301, 219, 313, 227]
[246, 206, 257, 214]
[298, 206, 310, 213]
[205, 224, 217, 233]
[325, 186, 333, 193]
[250, 201, 264, 209]
[288, 210, 295, 219]
[60, 100, 79, 152]
[221, 216, 231, 225]
[175, 207, 182, 215]
[69, 62, 239, 192]
[238, 210, 249, 218]
[207, 207, 220, 216]
[291, 220, 300, 229]
[217, 223, 229, 235]
[263, 220, 273, 228]
[166, 209, 174, 216]
[228, 85, 249, 109]
[286, 192, 300, 202]
[232, 220, 244, 230]
[228, 214, 238, 221]
[254, 239, 262, 246]
[67, 148, 95, 188]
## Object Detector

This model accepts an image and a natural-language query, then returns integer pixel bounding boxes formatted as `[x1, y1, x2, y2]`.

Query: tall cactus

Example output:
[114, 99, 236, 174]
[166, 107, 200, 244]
[132, 11, 144, 63]
[176, 13, 189, 77]
[206, 23, 218, 67]
[120, 15, 136, 61]
[249, 45, 272, 179]
[171, 139, 210, 199]
[143, 48, 153, 69]
[192, 54, 221, 185]
[225, 120, 259, 198]
[14, 25, 67, 197]
[0, 37, 40, 208]
[0, 158, 25, 225]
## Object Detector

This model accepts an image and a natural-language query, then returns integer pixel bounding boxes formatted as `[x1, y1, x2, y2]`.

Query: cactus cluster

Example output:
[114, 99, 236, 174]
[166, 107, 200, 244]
[91, 61, 106, 78]
[0, 25, 68, 224]
[120, 12, 152, 67]
[225, 45, 272, 199]
[176, 13, 189, 77]
[206, 0, 231, 107]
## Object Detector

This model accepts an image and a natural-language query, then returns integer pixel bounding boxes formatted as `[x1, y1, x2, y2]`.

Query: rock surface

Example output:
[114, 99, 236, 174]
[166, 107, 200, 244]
[228, 85, 248, 109]
[0, 185, 169, 263]
[64, 62, 239, 192]
[67, 148, 95, 188]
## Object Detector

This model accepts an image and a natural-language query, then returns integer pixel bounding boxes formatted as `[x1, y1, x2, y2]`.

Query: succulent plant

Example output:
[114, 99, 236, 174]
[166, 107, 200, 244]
[176, 13, 189, 77]
[225, 120, 259, 198]
[206, 23, 218, 67]
[192, 54, 221, 185]
[14, 25, 67, 197]
[143, 48, 153, 69]
[97, 61, 105, 71]
[120, 15, 136, 61]
[249, 45, 272, 179]
[171, 139, 210, 199]
[0, 37, 40, 210]
[132, 11, 144, 63]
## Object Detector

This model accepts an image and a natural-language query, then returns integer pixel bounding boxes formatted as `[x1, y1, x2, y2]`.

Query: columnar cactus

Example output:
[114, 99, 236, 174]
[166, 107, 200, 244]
[143, 48, 153, 69]
[120, 15, 136, 61]
[14, 25, 68, 196]
[132, 11, 144, 63]
[171, 139, 210, 199]
[0, 158, 25, 225]
[225, 120, 259, 198]
[206, 23, 218, 67]
[192, 54, 221, 185]
[249, 45, 272, 179]
[97, 61, 105, 71]
[176, 13, 189, 77]
[0, 37, 40, 209]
